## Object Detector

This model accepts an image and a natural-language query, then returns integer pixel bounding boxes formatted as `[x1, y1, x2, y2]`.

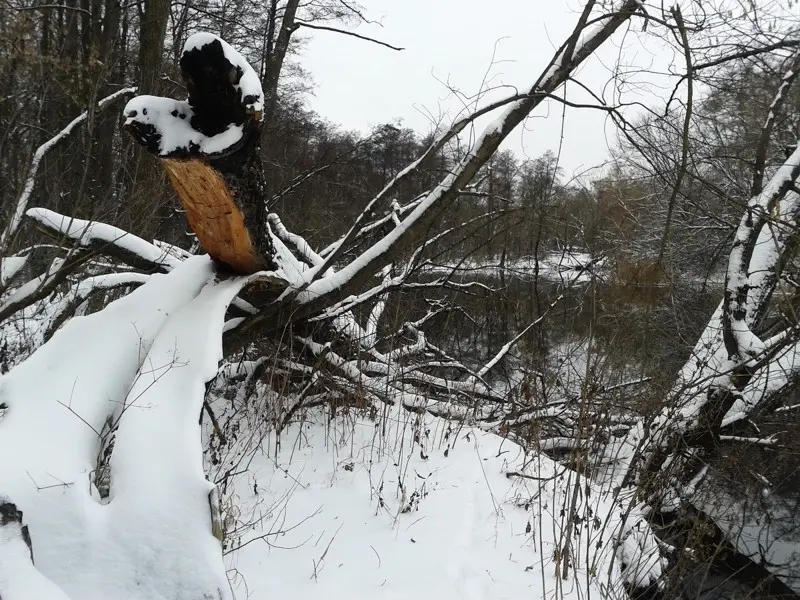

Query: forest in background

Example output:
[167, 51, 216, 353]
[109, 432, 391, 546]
[2, 1, 800, 599]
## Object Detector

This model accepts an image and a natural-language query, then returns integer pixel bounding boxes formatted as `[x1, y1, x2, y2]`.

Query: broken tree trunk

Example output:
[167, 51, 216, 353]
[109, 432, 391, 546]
[122, 33, 276, 275]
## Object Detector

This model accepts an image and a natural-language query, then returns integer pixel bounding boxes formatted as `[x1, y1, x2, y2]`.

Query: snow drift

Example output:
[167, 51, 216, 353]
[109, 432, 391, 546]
[0, 256, 240, 599]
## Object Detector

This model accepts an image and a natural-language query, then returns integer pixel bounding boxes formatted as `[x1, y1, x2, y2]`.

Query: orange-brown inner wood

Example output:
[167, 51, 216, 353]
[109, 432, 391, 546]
[161, 158, 264, 274]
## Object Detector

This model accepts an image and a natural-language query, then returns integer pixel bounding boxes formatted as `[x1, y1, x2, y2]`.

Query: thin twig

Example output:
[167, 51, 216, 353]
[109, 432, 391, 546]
[656, 6, 692, 265]
[293, 20, 403, 51]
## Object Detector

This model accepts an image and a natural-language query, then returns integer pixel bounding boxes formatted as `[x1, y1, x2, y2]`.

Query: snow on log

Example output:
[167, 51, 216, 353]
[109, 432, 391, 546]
[0, 501, 72, 600]
[723, 142, 800, 363]
[0, 256, 242, 599]
[123, 33, 275, 275]
[26, 207, 182, 272]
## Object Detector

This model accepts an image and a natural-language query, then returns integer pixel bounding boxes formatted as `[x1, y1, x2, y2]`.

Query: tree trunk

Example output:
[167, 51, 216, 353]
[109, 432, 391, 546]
[136, 0, 169, 96]
[261, 0, 300, 129]
[124, 0, 171, 240]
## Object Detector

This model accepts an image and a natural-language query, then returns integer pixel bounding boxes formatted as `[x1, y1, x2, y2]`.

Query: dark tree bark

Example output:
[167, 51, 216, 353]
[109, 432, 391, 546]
[136, 0, 169, 96]
[0, 501, 33, 563]
[653, 506, 800, 600]
[124, 0, 172, 240]
[261, 0, 300, 129]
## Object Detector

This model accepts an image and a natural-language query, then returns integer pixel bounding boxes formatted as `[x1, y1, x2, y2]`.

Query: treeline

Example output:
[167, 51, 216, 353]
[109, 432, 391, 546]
[1, 1, 798, 286]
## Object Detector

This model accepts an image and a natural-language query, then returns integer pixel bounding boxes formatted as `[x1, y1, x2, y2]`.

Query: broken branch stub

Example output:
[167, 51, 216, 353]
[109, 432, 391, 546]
[0, 501, 33, 563]
[122, 33, 275, 275]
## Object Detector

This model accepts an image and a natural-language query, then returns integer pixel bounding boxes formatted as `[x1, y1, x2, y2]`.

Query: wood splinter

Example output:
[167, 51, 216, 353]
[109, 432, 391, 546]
[161, 158, 264, 274]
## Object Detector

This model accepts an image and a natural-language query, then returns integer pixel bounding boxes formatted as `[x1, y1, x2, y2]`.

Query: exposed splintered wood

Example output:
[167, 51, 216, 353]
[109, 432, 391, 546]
[161, 158, 265, 274]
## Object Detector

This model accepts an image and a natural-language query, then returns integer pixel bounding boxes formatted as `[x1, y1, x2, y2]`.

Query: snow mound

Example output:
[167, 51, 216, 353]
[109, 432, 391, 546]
[221, 404, 647, 599]
[0, 255, 243, 600]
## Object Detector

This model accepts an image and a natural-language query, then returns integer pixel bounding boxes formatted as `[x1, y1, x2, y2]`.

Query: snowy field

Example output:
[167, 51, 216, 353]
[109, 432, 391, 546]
[219, 402, 649, 600]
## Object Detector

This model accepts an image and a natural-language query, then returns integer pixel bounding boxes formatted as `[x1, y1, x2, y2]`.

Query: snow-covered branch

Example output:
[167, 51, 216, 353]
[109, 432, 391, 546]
[0, 255, 90, 324]
[723, 144, 800, 362]
[26, 207, 183, 273]
[44, 272, 150, 340]
[234, 0, 644, 337]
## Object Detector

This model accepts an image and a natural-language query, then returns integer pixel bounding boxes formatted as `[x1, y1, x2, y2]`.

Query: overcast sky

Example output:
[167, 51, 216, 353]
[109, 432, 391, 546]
[298, 0, 679, 181]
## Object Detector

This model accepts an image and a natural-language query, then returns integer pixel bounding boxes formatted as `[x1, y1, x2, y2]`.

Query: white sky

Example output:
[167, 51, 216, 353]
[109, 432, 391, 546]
[299, 0, 679, 180]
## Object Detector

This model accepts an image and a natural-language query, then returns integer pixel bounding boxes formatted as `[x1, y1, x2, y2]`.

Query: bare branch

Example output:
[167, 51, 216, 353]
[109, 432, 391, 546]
[231, 0, 646, 346]
[694, 38, 800, 73]
[656, 6, 693, 265]
[750, 50, 800, 196]
[293, 20, 404, 51]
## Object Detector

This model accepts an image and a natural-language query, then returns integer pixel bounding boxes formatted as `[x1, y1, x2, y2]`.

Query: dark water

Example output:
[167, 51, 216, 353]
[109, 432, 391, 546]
[389, 267, 719, 392]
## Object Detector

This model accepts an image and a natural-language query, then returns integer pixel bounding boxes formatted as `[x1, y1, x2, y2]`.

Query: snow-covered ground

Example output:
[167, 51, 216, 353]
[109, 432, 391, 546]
[217, 401, 658, 600]
[0, 252, 658, 600]
[0, 256, 238, 599]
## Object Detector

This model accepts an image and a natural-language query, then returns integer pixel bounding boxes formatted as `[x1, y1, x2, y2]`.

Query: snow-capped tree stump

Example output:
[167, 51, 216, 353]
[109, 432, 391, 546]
[123, 33, 276, 275]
